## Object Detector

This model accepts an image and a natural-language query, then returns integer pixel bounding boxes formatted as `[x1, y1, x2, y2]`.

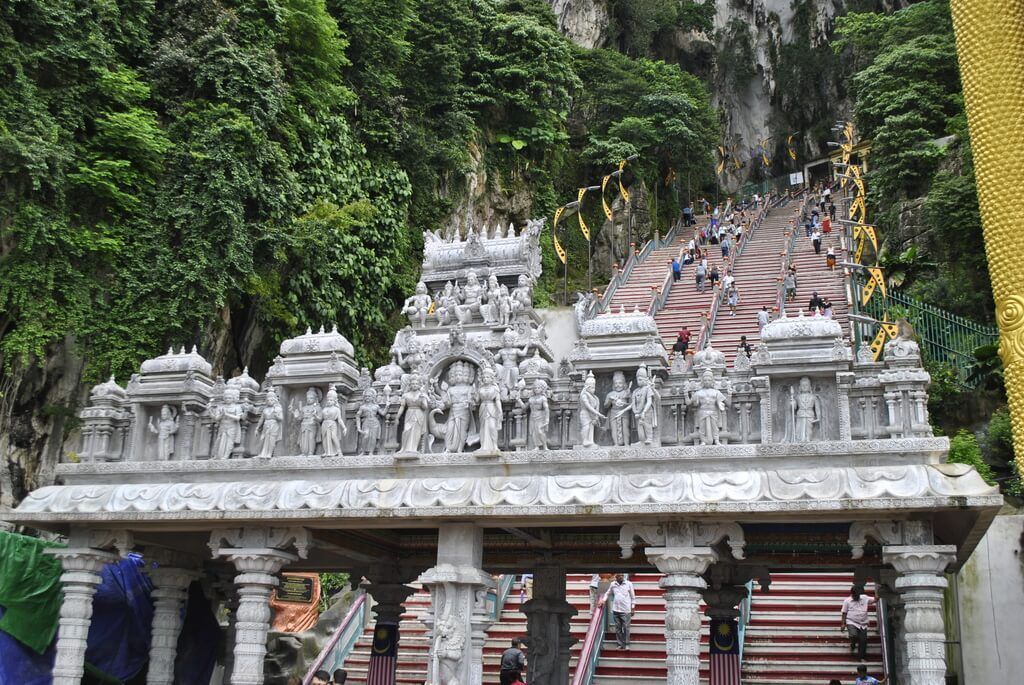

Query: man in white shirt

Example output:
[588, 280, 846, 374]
[841, 584, 875, 660]
[606, 573, 636, 649]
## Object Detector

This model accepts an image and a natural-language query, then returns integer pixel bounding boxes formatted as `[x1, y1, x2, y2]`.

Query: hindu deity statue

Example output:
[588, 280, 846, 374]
[403, 281, 433, 327]
[475, 366, 503, 453]
[511, 274, 533, 312]
[148, 405, 179, 460]
[212, 387, 246, 459]
[517, 379, 551, 450]
[788, 376, 822, 442]
[396, 373, 430, 454]
[496, 328, 529, 398]
[355, 387, 385, 455]
[320, 387, 346, 457]
[578, 372, 605, 447]
[440, 361, 477, 453]
[689, 370, 727, 446]
[254, 389, 283, 458]
[631, 365, 658, 446]
[604, 371, 632, 446]
[291, 387, 322, 456]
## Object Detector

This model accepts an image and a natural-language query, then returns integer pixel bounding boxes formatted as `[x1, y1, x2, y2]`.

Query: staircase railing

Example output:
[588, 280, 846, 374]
[302, 591, 368, 685]
[860, 288, 999, 383]
[876, 596, 892, 681]
[774, 203, 801, 314]
[570, 597, 609, 685]
[738, 580, 754, 663]
[485, 574, 516, 620]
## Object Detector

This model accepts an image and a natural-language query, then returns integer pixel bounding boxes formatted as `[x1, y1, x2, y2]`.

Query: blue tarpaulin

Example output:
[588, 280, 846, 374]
[0, 551, 220, 685]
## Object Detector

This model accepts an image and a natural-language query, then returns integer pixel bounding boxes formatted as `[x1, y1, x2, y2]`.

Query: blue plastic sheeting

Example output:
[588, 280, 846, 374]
[172, 581, 222, 685]
[87, 554, 155, 680]
[0, 605, 56, 685]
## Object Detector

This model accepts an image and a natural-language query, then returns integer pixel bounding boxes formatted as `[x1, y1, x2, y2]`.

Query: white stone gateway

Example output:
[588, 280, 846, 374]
[6, 216, 1003, 685]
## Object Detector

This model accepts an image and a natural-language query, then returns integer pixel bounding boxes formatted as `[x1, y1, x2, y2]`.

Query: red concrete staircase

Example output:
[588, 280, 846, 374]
[786, 226, 851, 337]
[341, 571, 884, 684]
[707, 204, 801, 365]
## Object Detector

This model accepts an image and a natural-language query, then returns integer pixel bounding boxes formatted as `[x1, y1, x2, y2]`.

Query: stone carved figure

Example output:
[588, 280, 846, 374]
[689, 370, 727, 446]
[148, 405, 179, 460]
[496, 329, 529, 397]
[434, 616, 465, 685]
[788, 376, 822, 442]
[394, 329, 424, 372]
[511, 274, 533, 312]
[482, 273, 502, 324]
[439, 362, 477, 453]
[254, 389, 283, 458]
[518, 379, 550, 450]
[320, 387, 346, 457]
[212, 387, 245, 459]
[291, 388, 323, 456]
[435, 281, 459, 327]
[404, 281, 433, 327]
[604, 371, 632, 446]
[475, 366, 503, 453]
[461, 270, 484, 317]
[578, 372, 605, 447]
[396, 374, 430, 454]
[631, 365, 658, 445]
[355, 387, 385, 455]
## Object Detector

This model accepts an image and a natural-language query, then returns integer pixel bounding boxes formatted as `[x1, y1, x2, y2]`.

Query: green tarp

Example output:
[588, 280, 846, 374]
[0, 530, 65, 653]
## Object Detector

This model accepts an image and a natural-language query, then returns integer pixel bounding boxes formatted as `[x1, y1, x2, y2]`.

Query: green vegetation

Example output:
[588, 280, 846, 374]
[948, 430, 996, 486]
[835, 0, 993, 322]
[0, 0, 717, 390]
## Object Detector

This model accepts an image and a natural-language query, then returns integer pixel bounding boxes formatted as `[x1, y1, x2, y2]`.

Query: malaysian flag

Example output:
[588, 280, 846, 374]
[709, 618, 741, 685]
[366, 622, 399, 685]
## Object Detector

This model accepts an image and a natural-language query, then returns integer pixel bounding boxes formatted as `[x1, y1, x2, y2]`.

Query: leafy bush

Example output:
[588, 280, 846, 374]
[948, 429, 996, 485]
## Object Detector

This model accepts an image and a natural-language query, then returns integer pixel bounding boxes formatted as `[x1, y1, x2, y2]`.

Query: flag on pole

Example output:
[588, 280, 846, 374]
[366, 622, 399, 685]
[709, 618, 741, 685]
[601, 175, 614, 221]
[553, 206, 567, 265]
[716, 146, 727, 175]
[787, 133, 797, 161]
[618, 159, 631, 202]
[578, 187, 591, 240]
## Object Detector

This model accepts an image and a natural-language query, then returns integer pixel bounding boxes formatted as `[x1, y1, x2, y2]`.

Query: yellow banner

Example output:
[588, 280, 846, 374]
[601, 175, 614, 221]
[881, 320, 900, 338]
[869, 325, 888, 362]
[870, 267, 887, 299]
[577, 187, 590, 241]
[787, 134, 797, 161]
[862, 273, 878, 306]
[849, 195, 867, 223]
[855, 238, 865, 263]
[618, 159, 630, 203]
[553, 206, 567, 265]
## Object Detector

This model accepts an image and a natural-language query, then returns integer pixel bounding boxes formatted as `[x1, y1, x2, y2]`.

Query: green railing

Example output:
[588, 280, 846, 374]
[303, 591, 367, 684]
[485, 574, 516, 620]
[861, 288, 999, 383]
[737, 580, 754, 663]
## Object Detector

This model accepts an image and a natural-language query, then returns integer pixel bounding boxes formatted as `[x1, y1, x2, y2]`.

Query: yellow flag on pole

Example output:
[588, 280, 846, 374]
[618, 159, 631, 203]
[787, 134, 797, 161]
[553, 206, 567, 265]
[601, 175, 614, 221]
[849, 195, 867, 223]
[869, 326, 888, 361]
[716, 146, 726, 175]
[577, 187, 591, 241]
[855, 238, 866, 264]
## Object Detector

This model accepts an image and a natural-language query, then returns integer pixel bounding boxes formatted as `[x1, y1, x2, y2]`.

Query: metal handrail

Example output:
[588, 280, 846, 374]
[876, 596, 891, 680]
[775, 203, 801, 314]
[485, 574, 516, 620]
[570, 596, 609, 685]
[302, 591, 367, 685]
[737, 580, 754, 663]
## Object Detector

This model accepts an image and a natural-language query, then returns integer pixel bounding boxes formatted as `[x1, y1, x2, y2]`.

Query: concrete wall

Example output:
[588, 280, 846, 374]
[537, 307, 578, 365]
[956, 509, 1024, 684]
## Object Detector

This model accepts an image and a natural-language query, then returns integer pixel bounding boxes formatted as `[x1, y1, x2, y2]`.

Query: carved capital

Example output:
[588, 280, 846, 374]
[882, 545, 956, 581]
[849, 520, 934, 559]
[620, 521, 745, 560]
[647, 547, 718, 578]
[208, 526, 310, 559]
[65, 527, 134, 558]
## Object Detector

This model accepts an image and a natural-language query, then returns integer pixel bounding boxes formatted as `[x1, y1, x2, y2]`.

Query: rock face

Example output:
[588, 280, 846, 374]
[549, 0, 610, 49]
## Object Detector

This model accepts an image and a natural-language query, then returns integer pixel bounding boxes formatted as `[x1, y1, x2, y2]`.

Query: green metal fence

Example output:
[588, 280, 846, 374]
[862, 288, 999, 383]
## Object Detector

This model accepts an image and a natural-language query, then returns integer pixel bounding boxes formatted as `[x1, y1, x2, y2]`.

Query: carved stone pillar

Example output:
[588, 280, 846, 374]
[520, 565, 577, 685]
[752, 376, 771, 443]
[145, 562, 201, 685]
[837, 372, 854, 440]
[45, 530, 132, 685]
[701, 584, 747, 685]
[882, 545, 957, 685]
[209, 527, 310, 685]
[647, 548, 718, 685]
[419, 523, 495, 685]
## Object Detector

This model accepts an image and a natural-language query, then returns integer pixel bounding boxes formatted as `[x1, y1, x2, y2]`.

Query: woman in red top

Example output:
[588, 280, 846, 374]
[822, 215, 832, 234]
